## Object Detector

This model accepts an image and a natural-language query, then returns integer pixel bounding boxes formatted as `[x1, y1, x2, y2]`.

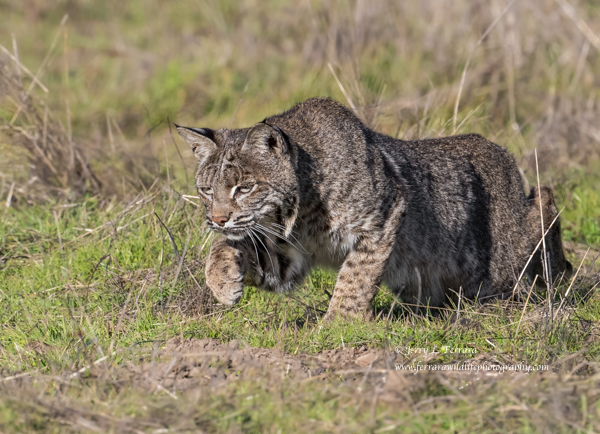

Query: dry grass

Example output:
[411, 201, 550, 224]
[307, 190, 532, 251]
[0, 53, 103, 198]
[1, 335, 600, 432]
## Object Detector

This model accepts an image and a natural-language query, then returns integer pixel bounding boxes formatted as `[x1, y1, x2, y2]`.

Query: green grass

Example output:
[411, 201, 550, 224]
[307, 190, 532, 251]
[554, 169, 600, 246]
[1, 192, 600, 432]
[2, 192, 599, 370]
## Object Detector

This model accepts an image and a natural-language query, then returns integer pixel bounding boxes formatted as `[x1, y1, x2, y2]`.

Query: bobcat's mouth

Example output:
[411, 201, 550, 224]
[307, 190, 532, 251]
[223, 230, 247, 241]
[209, 223, 254, 241]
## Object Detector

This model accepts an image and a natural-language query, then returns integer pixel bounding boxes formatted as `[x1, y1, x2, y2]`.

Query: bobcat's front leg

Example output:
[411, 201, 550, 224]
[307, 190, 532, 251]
[324, 243, 390, 320]
[205, 236, 260, 306]
[324, 202, 405, 320]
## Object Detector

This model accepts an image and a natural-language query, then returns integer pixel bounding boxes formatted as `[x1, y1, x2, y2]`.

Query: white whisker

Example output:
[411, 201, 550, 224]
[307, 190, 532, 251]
[250, 228, 275, 272]
[259, 223, 308, 254]
[271, 222, 298, 236]
[254, 224, 282, 242]
[245, 229, 261, 266]
[252, 226, 283, 253]
[268, 222, 308, 253]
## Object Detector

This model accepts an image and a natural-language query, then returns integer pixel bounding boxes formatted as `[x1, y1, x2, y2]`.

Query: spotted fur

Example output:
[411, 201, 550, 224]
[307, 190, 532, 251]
[177, 98, 572, 319]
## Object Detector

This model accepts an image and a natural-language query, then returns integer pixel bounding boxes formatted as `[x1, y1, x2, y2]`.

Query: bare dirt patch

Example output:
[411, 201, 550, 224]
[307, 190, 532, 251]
[124, 337, 571, 400]
[2, 337, 598, 432]
[126, 338, 387, 393]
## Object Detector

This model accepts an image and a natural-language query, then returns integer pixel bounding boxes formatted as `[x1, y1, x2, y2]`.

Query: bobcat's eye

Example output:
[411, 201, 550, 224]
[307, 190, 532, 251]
[198, 187, 213, 197]
[233, 185, 254, 198]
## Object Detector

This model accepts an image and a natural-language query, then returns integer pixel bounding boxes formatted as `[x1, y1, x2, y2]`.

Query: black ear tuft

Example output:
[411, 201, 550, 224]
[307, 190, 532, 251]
[188, 127, 216, 143]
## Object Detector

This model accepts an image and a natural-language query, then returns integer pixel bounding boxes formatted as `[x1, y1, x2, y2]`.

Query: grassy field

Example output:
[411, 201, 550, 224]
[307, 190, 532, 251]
[1, 0, 600, 432]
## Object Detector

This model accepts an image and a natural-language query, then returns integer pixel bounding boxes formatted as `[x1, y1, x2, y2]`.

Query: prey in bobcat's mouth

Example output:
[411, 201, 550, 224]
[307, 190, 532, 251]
[176, 97, 572, 318]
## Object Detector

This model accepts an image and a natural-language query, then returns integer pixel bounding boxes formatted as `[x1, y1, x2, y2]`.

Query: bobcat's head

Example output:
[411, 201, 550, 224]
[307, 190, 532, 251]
[177, 123, 299, 241]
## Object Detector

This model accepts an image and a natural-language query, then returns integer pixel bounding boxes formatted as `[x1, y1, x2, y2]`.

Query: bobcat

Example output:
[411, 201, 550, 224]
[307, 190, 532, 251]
[177, 97, 571, 319]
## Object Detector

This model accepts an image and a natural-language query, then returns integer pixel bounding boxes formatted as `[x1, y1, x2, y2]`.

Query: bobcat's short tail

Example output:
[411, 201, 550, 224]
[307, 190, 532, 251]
[526, 186, 573, 283]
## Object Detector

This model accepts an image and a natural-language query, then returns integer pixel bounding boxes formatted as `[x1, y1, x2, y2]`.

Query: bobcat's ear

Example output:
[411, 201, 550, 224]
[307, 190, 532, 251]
[242, 123, 289, 155]
[175, 125, 217, 163]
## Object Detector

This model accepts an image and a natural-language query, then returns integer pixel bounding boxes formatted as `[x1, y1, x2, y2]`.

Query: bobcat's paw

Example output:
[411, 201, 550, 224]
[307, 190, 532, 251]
[322, 306, 373, 322]
[206, 273, 244, 306]
[206, 242, 246, 306]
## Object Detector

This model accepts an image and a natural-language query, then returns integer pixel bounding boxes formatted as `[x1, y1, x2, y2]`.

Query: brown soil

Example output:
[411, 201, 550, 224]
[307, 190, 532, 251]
[3, 338, 590, 432]
[127, 338, 389, 392]
[123, 337, 556, 401]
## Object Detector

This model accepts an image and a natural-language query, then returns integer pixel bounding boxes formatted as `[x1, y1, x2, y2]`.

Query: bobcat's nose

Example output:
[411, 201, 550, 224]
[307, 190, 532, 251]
[211, 214, 230, 226]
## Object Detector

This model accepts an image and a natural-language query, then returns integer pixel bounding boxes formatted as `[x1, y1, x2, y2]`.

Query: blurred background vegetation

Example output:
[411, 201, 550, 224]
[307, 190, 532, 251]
[1, 0, 599, 243]
[1, 1, 600, 431]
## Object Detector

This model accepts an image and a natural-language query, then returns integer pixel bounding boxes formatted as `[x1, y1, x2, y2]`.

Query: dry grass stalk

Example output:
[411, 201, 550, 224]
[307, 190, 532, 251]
[0, 51, 101, 197]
